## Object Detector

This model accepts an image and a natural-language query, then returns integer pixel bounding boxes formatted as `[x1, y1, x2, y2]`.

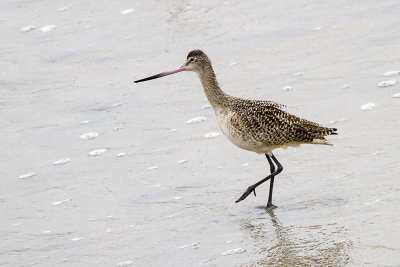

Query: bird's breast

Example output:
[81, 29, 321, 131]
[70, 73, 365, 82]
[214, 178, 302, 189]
[214, 107, 269, 153]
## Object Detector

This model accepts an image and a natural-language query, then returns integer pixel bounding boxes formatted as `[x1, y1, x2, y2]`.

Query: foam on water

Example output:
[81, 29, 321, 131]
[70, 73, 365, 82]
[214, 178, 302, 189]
[40, 25, 56, 32]
[361, 151, 380, 157]
[330, 118, 346, 124]
[121, 9, 135, 15]
[360, 103, 376, 110]
[71, 237, 82, 241]
[204, 132, 221, 138]
[179, 242, 199, 249]
[18, 173, 35, 179]
[117, 261, 133, 266]
[147, 165, 158, 170]
[51, 199, 71, 206]
[392, 93, 400, 98]
[294, 71, 305, 76]
[79, 132, 99, 140]
[177, 159, 187, 164]
[117, 152, 126, 157]
[377, 80, 396, 87]
[88, 149, 107, 156]
[221, 248, 246, 256]
[111, 102, 125, 107]
[383, 71, 400, 77]
[53, 158, 71, 165]
[186, 116, 206, 124]
[58, 6, 69, 12]
[20, 25, 35, 32]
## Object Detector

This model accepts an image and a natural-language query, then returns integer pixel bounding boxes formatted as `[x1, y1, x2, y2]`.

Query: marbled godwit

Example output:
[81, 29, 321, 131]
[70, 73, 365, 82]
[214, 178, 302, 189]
[134, 50, 337, 211]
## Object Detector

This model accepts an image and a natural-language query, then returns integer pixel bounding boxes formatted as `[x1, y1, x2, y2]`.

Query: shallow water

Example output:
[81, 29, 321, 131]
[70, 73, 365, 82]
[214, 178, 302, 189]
[1, 0, 400, 266]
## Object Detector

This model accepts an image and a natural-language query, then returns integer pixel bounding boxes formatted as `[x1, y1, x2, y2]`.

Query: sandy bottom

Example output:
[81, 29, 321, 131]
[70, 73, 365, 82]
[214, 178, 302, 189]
[1, 0, 399, 266]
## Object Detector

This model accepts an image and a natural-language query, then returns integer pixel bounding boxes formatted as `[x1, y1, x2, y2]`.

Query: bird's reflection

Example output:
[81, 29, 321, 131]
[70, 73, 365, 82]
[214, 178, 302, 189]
[240, 209, 351, 266]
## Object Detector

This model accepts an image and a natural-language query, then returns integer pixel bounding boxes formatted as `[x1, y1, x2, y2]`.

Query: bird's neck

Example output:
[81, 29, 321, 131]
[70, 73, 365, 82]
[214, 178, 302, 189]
[198, 68, 229, 108]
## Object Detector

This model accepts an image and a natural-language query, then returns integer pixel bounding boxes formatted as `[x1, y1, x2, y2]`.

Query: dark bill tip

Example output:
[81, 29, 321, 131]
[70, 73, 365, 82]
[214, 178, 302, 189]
[134, 73, 166, 83]
[134, 65, 186, 83]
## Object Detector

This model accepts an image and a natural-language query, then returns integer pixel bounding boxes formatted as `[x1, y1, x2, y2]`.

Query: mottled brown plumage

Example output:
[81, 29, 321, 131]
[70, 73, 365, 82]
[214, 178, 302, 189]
[185, 50, 337, 154]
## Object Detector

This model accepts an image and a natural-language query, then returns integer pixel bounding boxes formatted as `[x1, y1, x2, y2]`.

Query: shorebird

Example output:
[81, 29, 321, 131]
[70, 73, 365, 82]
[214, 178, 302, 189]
[134, 50, 337, 211]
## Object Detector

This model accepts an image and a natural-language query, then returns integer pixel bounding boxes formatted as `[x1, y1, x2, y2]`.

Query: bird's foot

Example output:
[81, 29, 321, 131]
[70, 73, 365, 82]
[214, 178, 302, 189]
[265, 203, 277, 212]
[235, 186, 256, 203]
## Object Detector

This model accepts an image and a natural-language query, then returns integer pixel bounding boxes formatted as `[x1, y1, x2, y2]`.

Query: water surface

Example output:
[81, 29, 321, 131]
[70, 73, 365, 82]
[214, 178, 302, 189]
[1, 0, 400, 266]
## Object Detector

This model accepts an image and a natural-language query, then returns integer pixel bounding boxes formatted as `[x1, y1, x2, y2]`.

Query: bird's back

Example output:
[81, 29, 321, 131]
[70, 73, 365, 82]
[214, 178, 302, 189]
[215, 97, 337, 154]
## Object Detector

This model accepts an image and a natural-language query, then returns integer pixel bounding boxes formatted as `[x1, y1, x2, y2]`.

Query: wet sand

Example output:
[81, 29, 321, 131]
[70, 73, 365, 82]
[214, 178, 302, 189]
[1, 0, 400, 266]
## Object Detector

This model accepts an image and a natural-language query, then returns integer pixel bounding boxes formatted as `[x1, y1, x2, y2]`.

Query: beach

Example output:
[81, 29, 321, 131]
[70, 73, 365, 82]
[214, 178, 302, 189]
[1, 0, 400, 266]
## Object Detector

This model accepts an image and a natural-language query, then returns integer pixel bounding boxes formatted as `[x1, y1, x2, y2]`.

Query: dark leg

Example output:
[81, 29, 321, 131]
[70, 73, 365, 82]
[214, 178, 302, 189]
[235, 153, 283, 204]
[266, 155, 277, 211]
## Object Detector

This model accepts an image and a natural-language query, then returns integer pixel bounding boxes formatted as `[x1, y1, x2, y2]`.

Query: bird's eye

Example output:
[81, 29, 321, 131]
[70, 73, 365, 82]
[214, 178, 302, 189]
[189, 57, 195, 62]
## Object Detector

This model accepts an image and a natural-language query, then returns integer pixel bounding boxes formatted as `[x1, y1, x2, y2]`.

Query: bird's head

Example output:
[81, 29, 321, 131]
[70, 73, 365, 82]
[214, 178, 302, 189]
[184, 49, 212, 72]
[134, 49, 211, 83]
